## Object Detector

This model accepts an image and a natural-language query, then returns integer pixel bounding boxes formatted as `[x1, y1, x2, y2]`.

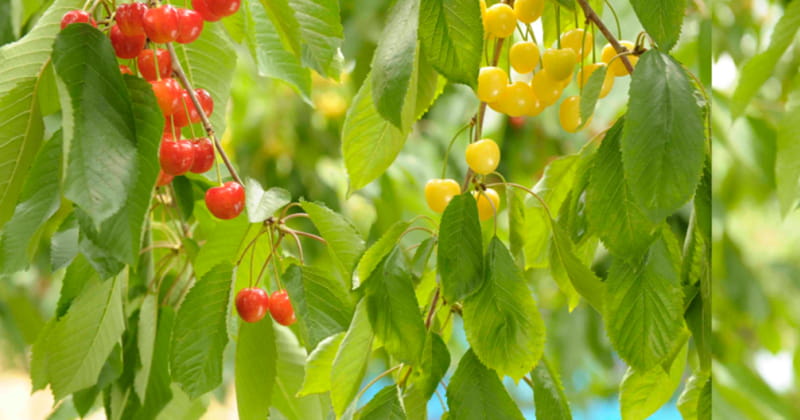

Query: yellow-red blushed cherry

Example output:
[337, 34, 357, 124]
[143, 5, 179, 43]
[425, 179, 461, 213]
[206, 0, 241, 18]
[496, 81, 536, 117]
[477, 67, 509, 103]
[542, 48, 578, 82]
[601, 41, 638, 77]
[465, 139, 500, 175]
[115, 2, 147, 36]
[577, 63, 614, 98]
[560, 29, 593, 59]
[205, 181, 245, 220]
[176, 8, 204, 43]
[514, 0, 544, 24]
[269, 290, 297, 326]
[137, 48, 171, 81]
[60, 10, 96, 30]
[473, 188, 501, 221]
[110, 25, 145, 59]
[159, 139, 195, 176]
[510, 41, 540, 74]
[531, 70, 564, 106]
[191, 0, 222, 21]
[484, 3, 516, 38]
[235, 288, 270, 323]
[150, 78, 182, 116]
[156, 170, 174, 187]
[190, 138, 215, 173]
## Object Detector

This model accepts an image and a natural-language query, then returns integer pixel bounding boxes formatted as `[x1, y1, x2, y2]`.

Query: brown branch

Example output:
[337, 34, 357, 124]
[165, 44, 243, 186]
[576, 0, 634, 74]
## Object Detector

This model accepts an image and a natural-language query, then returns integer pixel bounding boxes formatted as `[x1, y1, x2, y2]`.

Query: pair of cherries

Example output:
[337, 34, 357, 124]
[235, 288, 296, 325]
[152, 79, 214, 124]
[108, 3, 203, 60]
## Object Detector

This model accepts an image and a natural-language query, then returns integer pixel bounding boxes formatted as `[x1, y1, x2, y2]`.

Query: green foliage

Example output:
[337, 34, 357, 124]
[619, 342, 687, 419]
[235, 319, 276, 420]
[419, 0, 483, 87]
[629, 0, 686, 51]
[437, 193, 484, 302]
[298, 333, 344, 396]
[301, 199, 366, 281]
[331, 300, 373, 417]
[579, 65, 606, 125]
[245, 178, 291, 223]
[357, 385, 406, 419]
[446, 349, 525, 420]
[531, 357, 573, 420]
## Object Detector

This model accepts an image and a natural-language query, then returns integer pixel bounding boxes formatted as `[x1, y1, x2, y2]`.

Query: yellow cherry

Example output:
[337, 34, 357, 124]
[514, 0, 544, 24]
[477, 66, 509, 103]
[559, 95, 590, 133]
[496, 81, 536, 117]
[526, 90, 544, 116]
[531, 70, 564, 106]
[510, 41, 540, 74]
[577, 63, 614, 98]
[601, 41, 638, 77]
[425, 179, 461, 213]
[465, 139, 500, 175]
[473, 188, 501, 221]
[542, 48, 578, 82]
[484, 3, 516, 38]
[560, 29, 593, 59]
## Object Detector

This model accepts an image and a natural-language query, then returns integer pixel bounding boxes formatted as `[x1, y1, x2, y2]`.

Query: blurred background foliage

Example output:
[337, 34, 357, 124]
[0, 0, 716, 418]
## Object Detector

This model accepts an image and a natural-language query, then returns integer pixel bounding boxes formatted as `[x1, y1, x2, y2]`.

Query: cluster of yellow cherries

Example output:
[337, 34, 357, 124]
[425, 139, 502, 221]
[478, 0, 638, 132]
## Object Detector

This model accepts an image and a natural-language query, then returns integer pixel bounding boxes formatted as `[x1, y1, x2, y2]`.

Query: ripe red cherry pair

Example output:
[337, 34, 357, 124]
[191, 0, 241, 22]
[150, 79, 213, 120]
[235, 288, 296, 325]
[117, 3, 203, 44]
[160, 135, 215, 175]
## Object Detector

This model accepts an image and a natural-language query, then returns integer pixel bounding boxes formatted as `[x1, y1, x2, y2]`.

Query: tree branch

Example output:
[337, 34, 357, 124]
[165, 44, 243, 186]
[576, 0, 634, 74]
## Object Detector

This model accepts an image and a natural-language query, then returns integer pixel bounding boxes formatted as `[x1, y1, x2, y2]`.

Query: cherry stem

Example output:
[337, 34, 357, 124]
[354, 365, 403, 405]
[425, 287, 440, 329]
[576, 0, 634, 74]
[283, 228, 327, 245]
[255, 228, 283, 288]
[282, 212, 310, 222]
[165, 44, 244, 186]
[285, 228, 305, 265]
[267, 227, 284, 290]
[523, 375, 535, 389]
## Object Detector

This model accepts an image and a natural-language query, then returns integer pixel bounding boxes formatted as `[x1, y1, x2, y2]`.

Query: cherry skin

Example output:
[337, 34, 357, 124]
[176, 8, 204, 43]
[531, 69, 564, 106]
[235, 288, 270, 323]
[561, 29, 593, 60]
[542, 48, 578, 82]
[110, 25, 146, 59]
[424, 179, 461, 213]
[509, 41, 540, 74]
[160, 139, 195, 176]
[195, 88, 214, 117]
[119, 65, 134, 75]
[577, 63, 614, 98]
[60, 10, 96, 30]
[156, 170, 174, 186]
[206, 0, 241, 18]
[205, 181, 245, 219]
[137, 49, 171, 81]
[190, 138, 215, 173]
[116, 2, 148, 36]
[150, 78, 182, 116]
[143, 5, 180, 43]
[494, 81, 536, 117]
[192, 0, 222, 21]
[473, 188, 501, 221]
[164, 118, 181, 140]
[465, 139, 501, 175]
[559, 95, 590, 133]
[269, 290, 297, 326]
[477, 66, 508, 104]
[484, 3, 516, 38]
[514, 0, 544, 24]
[172, 88, 211, 126]
[602, 41, 638, 77]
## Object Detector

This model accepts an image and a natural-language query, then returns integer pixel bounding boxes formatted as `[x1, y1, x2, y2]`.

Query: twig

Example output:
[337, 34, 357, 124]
[165, 44, 243, 186]
[354, 365, 403, 405]
[576, 0, 634, 74]
[425, 287, 440, 329]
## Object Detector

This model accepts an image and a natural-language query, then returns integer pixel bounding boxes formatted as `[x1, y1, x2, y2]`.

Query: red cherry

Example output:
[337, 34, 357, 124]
[176, 8, 204, 43]
[156, 170, 174, 186]
[191, 0, 222, 21]
[116, 2, 148, 36]
[60, 10, 96, 30]
[143, 5, 179, 43]
[269, 290, 296, 326]
[137, 48, 171, 81]
[150, 78, 182, 115]
[206, 0, 240, 18]
[205, 181, 245, 219]
[235, 288, 270, 323]
[172, 90, 197, 127]
[110, 25, 145, 59]
[190, 138, 215, 173]
[164, 118, 181, 140]
[160, 139, 195, 175]
[119, 65, 133, 75]
[195, 88, 213, 118]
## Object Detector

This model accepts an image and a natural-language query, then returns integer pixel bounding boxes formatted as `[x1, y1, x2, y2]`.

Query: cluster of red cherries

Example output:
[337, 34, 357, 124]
[236, 288, 296, 325]
[60, 1, 245, 221]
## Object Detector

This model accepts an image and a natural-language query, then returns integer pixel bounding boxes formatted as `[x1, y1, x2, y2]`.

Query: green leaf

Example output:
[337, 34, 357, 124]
[331, 299, 374, 417]
[579, 65, 606, 125]
[731, 0, 800, 118]
[298, 332, 344, 397]
[604, 233, 684, 370]
[172, 176, 194, 221]
[74, 76, 162, 266]
[620, 343, 687, 420]
[245, 177, 291, 223]
[51, 212, 79, 272]
[419, 0, 483, 86]
[283, 264, 354, 349]
[697, 378, 711, 419]
[342, 65, 419, 192]
[372, 0, 419, 128]
[408, 332, 450, 399]
[363, 247, 426, 363]
[289, 0, 344, 79]
[134, 294, 158, 402]
[53, 25, 139, 227]
[678, 373, 709, 420]
[0, 131, 62, 274]
[508, 188, 526, 261]
[586, 118, 656, 256]
[357, 385, 406, 420]
[446, 349, 525, 420]
[193, 215, 250, 279]
[437, 193, 484, 302]
[301, 200, 366, 281]
[134, 306, 175, 419]
[414, 54, 445, 120]
[0, 0, 81, 227]
[553, 0, 575, 10]
[258, 0, 302, 56]
[46, 274, 125, 400]
[171, 263, 234, 399]
[531, 356, 572, 420]
[463, 237, 545, 380]
[271, 323, 327, 420]
[550, 222, 604, 312]
[629, 0, 686, 51]
[236, 318, 276, 420]
[621, 50, 705, 221]
[244, 0, 311, 101]
[54, 255, 95, 319]
[776, 77, 800, 215]
[355, 220, 411, 289]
